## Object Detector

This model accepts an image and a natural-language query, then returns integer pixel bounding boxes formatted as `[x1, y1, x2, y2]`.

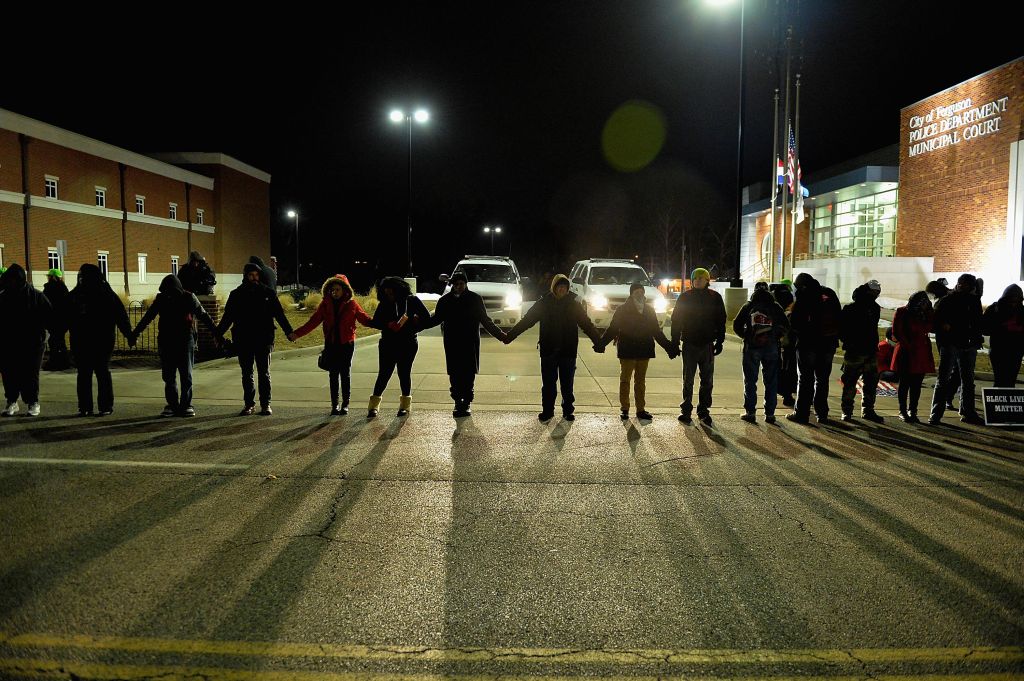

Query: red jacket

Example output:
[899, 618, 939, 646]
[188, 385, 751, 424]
[293, 297, 371, 345]
[891, 306, 935, 375]
[876, 340, 894, 374]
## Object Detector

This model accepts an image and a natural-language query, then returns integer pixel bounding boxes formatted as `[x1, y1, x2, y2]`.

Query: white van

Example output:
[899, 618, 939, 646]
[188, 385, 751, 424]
[441, 255, 524, 328]
[568, 258, 669, 328]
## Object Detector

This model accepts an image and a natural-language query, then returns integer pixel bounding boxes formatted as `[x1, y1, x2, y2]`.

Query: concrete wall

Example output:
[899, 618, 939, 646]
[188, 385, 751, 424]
[794, 256, 935, 305]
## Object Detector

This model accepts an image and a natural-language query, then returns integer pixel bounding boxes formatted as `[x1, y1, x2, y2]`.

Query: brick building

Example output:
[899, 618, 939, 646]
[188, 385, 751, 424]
[0, 109, 272, 299]
[741, 57, 1023, 303]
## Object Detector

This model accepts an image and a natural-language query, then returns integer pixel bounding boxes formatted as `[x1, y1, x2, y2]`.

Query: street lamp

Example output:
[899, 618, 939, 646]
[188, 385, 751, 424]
[705, 0, 745, 282]
[389, 108, 430, 277]
[287, 209, 300, 288]
[483, 225, 502, 254]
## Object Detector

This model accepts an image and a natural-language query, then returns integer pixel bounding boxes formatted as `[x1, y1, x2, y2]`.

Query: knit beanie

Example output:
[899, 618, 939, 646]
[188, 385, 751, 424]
[691, 268, 710, 281]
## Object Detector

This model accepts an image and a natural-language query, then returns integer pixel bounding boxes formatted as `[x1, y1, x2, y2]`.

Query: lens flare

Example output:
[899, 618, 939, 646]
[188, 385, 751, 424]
[601, 100, 667, 172]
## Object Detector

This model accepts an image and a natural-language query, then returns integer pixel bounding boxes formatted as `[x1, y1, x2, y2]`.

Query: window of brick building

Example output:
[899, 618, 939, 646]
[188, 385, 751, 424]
[98, 252, 109, 279]
[171, 256, 179, 276]
[47, 248, 62, 273]
[196, 208, 205, 225]
[44, 176, 58, 199]
[135, 196, 145, 214]
[137, 254, 147, 284]
[0, 243, 5, 267]
[169, 203, 177, 220]
[95, 187, 106, 208]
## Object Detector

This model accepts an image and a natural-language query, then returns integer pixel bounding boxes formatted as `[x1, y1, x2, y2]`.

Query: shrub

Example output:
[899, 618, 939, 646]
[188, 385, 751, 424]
[304, 292, 323, 310]
[278, 293, 296, 311]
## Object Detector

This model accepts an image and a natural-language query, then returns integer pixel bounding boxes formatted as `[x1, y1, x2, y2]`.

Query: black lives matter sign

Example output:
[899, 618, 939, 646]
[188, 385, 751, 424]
[982, 388, 1024, 426]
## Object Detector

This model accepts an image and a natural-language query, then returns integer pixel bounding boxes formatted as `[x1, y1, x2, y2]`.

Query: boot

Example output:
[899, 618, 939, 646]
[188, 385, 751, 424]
[367, 395, 382, 418]
[397, 395, 411, 416]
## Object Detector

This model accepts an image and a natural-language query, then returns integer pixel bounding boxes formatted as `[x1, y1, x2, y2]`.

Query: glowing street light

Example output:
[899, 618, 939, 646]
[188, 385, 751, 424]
[483, 225, 503, 254]
[389, 107, 431, 277]
[287, 209, 300, 288]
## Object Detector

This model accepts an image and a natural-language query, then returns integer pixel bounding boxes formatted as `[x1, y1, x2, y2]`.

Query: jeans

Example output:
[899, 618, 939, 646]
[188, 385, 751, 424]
[328, 343, 355, 406]
[931, 344, 978, 419]
[742, 344, 779, 416]
[449, 370, 476, 407]
[374, 339, 418, 396]
[159, 338, 195, 410]
[75, 350, 113, 413]
[681, 342, 714, 417]
[619, 358, 650, 412]
[541, 353, 576, 415]
[238, 343, 273, 407]
[1, 343, 44, 405]
[795, 344, 836, 418]
[840, 351, 879, 415]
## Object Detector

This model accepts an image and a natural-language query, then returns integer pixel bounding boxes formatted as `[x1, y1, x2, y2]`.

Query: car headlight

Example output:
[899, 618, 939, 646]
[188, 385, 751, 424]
[653, 296, 668, 314]
[589, 293, 608, 311]
[504, 291, 523, 310]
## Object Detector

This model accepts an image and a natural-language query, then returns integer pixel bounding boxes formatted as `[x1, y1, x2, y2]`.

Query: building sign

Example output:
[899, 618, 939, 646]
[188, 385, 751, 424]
[982, 388, 1024, 426]
[908, 96, 1009, 157]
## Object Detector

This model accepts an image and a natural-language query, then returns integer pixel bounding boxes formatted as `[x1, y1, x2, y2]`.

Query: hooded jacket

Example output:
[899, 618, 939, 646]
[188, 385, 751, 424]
[733, 288, 789, 348]
[420, 284, 504, 375]
[177, 253, 217, 295]
[982, 284, 1024, 355]
[249, 256, 277, 291]
[65, 264, 132, 356]
[43, 277, 70, 315]
[135, 275, 218, 347]
[218, 275, 292, 346]
[789, 275, 842, 349]
[369, 277, 430, 344]
[506, 274, 601, 357]
[932, 287, 983, 349]
[292, 275, 372, 345]
[600, 296, 673, 359]
[671, 286, 726, 347]
[0, 264, 52, 351]
[840, 284, 882, 356]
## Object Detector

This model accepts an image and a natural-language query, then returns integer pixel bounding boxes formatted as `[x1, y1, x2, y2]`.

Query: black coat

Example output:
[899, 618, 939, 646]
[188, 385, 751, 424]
[790, 281, 842, 349]
[507, 291, 600, 358]
[733, 289, 790, 347]
[421, 290, 503, 375]
[43, 279, 69, 317]
[933, 289, 983, 349]
[135, 288, 217, 349]
[217, 281, 292, 346]
[671, 287, 726, 347]
[249, 257, 277, 290]
[840, 285, 881, 356]
[0, 269, 52, 352]
[65, 282, 132, 357]
[600, 300, 672, 359]
[177, 261, 217, 295]
[369, 294, 431, 346]
[982, 285, 1024, 356]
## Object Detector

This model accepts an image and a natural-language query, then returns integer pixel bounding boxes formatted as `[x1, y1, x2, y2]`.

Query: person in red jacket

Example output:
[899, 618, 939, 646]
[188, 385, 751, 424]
[877, 327, 898, 383]
[891, 291, 935, 423]
[289, 275, 372, 415]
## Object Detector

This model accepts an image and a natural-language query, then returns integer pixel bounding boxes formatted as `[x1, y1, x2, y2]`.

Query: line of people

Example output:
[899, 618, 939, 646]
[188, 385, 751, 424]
[1, 260, 1021, 423]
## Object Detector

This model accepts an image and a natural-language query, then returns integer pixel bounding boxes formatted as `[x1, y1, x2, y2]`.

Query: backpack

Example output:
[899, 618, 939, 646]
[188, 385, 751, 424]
[811, 288, 842, 339]
[748, 307, 775, 347]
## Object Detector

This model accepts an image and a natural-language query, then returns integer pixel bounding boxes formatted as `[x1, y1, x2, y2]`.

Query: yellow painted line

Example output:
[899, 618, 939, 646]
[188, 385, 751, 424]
[0, 658, 1022, 681]
[0, 632, 1023, 667]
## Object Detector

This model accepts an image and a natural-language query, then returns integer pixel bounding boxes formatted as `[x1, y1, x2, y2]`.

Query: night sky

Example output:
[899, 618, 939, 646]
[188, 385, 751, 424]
[3, 1, 1019, 291]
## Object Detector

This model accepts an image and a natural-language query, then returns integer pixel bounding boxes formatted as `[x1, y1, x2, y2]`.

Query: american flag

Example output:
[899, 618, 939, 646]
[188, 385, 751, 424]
[787, 125, 801, 194]
[839, 378, 899, 397]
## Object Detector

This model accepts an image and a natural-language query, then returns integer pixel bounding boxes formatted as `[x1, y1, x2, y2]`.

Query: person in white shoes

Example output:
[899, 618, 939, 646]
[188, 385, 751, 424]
[0, 264, 52, 417]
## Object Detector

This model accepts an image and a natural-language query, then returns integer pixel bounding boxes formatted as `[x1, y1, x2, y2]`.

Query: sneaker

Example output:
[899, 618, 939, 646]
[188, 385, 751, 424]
[453, 408, 471, 418]
[740, 412, 756, 423]
[764, 415, 777, 425]
[96, 409, 113, 417]
[960, 413, 985, 425]
[862, 411, 884, 423]
[563, 413, 576, 421]
[786, 412, 809, 424]
[239, 405, 256, 416]
[620, 410, 630, 420]
[841, 413, 853, 422]
[160, 406, 176, 417]
[927, 416, 942, 426]
[2, 402, 18, 417]
[538, 411, 554, 422]
[816, 414, 830, 425]
[899, 411, 912, 423]
[27, 403, 40, 417]
[338, 405, 349, 415]
[906, 414, 920, 424]
[698, 413, 713, 426]
[945, 401, 957, 412]
[678, 413, 692, 424]
[181, 407, 196, 417]
[77, 410, 92, 417]
[259, 405, 273, 416]
[637, 411, 653, 420]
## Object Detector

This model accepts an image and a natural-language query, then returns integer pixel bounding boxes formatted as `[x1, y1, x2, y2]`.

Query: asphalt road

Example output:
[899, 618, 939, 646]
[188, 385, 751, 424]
[1, 329, 1022, 680]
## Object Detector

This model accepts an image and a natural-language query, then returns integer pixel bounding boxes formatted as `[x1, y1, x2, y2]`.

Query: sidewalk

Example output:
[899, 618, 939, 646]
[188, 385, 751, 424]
[35, 327, 985, 416]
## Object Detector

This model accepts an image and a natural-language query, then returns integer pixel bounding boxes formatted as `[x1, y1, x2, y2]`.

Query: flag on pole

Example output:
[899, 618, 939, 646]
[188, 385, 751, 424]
[776, 158, 785, 185]
[788, 124, 806, 224]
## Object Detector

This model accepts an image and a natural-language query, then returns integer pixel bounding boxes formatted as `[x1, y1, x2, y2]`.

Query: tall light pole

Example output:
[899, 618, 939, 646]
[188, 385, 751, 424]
[389, 108, 429, 277]
[483, 225, 502, 254]
[706, 0, 745, 282]
[287, 209, 300, 288]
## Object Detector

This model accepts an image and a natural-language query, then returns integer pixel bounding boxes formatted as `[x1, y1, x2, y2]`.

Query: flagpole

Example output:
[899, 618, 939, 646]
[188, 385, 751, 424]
[769, 88, 780, 281]
[789, 72, 801, 274]
[779, 25, 792, 279]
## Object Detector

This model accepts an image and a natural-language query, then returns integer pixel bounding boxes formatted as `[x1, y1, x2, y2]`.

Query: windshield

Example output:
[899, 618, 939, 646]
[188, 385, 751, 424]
[454, 264, 517, 284]
[587, 266, 651, 286]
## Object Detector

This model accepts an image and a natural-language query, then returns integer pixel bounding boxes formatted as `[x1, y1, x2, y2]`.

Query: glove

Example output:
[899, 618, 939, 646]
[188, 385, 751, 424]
[667, 347, 679, 360]
[713, 341, 723, 356]
[502, 333, 514, 345]
[387, 321, 402, 332]
[592, 343, 604, 354]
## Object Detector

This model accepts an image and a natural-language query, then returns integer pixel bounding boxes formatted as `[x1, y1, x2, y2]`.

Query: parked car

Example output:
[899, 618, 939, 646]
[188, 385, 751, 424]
[440, 255, 524, 328]
[567, 258, 670, 328]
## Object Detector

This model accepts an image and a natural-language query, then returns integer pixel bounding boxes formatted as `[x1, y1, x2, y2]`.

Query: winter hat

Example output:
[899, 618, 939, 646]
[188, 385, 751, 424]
[780, 278, 792, 286]
[47, 268, 63, 278]
[754, 281, 769, 291]
[957, 273, 977, 288]
[691, 268, 711, 281]
[794, 272, 816, 289]
[450, 271, 469, 285]
[866, 279, 881, 293]
[629, 282, 645, 294]
[243, 263, 261, 276]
